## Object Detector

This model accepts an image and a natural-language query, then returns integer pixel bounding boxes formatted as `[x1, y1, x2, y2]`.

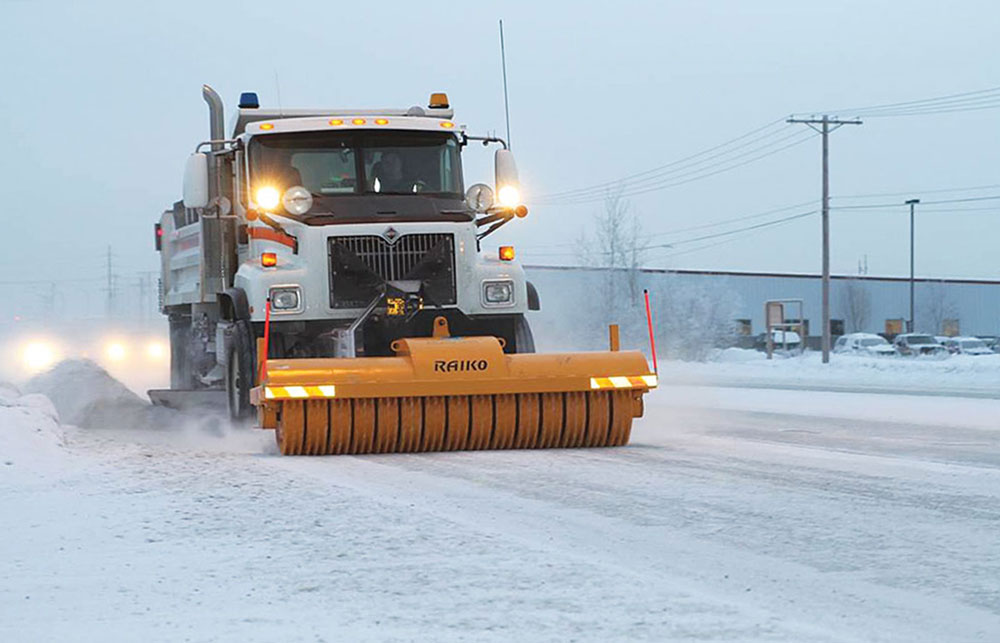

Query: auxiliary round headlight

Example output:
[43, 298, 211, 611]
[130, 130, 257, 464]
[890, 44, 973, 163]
[282, 186, 313, 215]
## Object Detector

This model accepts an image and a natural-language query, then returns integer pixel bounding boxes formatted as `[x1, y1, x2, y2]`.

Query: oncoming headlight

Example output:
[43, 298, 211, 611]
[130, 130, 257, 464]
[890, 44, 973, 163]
[269, 286, 302, 312]
[482, 280, 515, 307]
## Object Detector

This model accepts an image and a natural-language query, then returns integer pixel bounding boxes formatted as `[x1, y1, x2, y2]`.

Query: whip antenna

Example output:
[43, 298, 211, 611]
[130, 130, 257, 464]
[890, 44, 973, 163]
[499, 19, 511, 148]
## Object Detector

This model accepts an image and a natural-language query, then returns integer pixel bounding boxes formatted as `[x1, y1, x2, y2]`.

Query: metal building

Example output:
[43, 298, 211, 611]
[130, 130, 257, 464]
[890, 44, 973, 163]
[525, 266, 1000, 340]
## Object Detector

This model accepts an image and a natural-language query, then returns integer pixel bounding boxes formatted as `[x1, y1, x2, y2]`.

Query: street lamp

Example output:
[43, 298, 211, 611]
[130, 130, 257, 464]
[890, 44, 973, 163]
[906, 198, 920, 332]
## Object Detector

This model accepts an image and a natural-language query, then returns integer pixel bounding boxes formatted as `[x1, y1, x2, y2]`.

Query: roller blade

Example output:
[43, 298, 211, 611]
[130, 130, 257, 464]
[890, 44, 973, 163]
[252, 321, 656, 456]
[272, 390, 642, 456]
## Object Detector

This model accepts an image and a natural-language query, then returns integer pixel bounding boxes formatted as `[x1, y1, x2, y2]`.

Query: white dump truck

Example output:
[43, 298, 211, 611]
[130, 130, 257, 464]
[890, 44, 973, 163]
[154, 86, 654, 455]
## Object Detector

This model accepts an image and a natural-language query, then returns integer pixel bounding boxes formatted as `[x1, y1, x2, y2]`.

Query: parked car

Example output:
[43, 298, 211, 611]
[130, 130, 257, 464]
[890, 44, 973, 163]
[833, 333, 896, 356]
[942, 336, 994, 355]
[892, 333, 947, 357]
[976, 336, 1000, 353]
[754, 330, 802, 352]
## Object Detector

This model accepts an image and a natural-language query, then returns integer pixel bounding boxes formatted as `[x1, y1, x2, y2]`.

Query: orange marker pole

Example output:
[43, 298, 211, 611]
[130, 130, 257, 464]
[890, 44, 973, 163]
[259, 298, 272, 383]
[643, 289, 658, 375]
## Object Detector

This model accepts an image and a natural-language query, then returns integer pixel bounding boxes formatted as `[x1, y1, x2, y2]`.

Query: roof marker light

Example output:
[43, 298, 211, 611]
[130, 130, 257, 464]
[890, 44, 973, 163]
[329, 119, 344, 126]
[259, 123, 274, 130]
[375, 118, 389, 125]
[352, 118, 366, 125]
[440, 121, 455, 129]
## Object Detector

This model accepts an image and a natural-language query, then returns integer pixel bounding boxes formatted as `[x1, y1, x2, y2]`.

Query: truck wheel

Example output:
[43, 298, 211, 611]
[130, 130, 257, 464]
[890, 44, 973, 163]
[226, 320, 255, 421]
[514, 314, 536, 354]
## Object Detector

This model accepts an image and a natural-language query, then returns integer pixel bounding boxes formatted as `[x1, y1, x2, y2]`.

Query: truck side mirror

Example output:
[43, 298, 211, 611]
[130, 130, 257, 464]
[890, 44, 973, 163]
[183, 153, 210, 208]
[494, 149, 520, 207]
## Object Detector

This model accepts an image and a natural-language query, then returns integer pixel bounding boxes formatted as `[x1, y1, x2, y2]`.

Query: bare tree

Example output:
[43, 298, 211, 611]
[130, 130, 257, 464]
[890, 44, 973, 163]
[920, 282, 958, 334]
[838, 279, 871, 333]
[580, 185, 646, 334]
[653, 275, 740, 361]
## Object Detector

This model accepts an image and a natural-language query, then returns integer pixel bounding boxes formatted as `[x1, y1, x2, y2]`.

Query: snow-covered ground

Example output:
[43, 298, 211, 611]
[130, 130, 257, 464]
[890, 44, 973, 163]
[663, 348, 1000, 398]
[2, 361, 999, 641]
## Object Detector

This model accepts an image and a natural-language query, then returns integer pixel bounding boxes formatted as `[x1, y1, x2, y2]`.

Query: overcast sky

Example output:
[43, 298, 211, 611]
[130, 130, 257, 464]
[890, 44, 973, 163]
[3, 0, 999, 318]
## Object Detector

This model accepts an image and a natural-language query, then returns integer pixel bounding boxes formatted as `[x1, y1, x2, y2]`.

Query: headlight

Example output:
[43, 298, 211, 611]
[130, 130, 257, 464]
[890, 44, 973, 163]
[145, 340, 167, 361]
[269, 286, 302, 312]
[497, 185, 520, 207]
[282, 186, 313, 215]
[20, 340, 60, 373]
[105, 341, 128, 362]
[256, 186, 281, 211]
[482, 280, 514, 307]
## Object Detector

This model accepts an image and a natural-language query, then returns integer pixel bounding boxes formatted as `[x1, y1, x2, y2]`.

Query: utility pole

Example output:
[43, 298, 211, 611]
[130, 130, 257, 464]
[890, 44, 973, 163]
[787, 115, 862, 363]
[906, 198, 920, 332]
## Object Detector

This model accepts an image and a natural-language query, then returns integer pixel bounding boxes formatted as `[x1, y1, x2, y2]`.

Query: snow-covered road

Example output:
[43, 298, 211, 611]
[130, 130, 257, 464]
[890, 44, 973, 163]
[2, 379, 999, 642]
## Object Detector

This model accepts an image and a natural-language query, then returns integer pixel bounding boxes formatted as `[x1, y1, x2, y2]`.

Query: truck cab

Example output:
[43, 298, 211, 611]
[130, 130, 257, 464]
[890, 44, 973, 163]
[156, 88, 537, 417]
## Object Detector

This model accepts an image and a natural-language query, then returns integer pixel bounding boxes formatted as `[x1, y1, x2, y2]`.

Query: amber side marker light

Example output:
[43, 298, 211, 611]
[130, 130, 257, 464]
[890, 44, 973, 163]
[499, 246, 515, 261]
[261, 252, 278, 268]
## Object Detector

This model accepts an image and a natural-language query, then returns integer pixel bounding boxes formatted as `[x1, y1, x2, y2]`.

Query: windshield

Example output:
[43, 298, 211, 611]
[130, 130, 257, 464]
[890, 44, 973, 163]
[249, 130, 463, 202]
[861, 338, 888, 346]
[962, 340, 986, 349]
[907, 335, 934, 344]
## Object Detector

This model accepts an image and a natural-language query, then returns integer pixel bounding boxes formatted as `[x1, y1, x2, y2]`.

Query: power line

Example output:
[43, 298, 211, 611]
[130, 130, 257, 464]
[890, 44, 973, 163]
[521, 210, 817, 257]
[643, 199, 818, 239]
[534, 119, 789, 201]
[797, 85, 1000, 118]
[641, 210, 816, 251]
[539, 131, 818, 206]
[518, 198, 819, 252]
[658, 214, 812, 260]
[833, 182, 1000, 200]
[860, 101, 1000, 118]
[832, 195, 1000, 210]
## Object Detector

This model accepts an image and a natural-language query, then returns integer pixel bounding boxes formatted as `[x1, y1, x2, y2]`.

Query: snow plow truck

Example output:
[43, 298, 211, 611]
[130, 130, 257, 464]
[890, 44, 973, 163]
[151, 85, 656, 455]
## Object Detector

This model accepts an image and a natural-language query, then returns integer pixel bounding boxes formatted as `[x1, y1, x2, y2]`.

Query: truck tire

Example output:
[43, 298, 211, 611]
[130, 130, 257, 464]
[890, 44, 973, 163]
[226, 319, 256, 421]
[514, 314, 535, 354]
[169, 314, 194, 389]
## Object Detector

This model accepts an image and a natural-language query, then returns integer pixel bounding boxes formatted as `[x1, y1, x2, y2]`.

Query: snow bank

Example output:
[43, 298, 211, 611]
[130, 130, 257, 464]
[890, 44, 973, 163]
[0, 382, 65, 469]
[23, 359, 273, 454]
[665, 349, 1000, 394]
[713, 347, 768, 363]
[24, 359, 173, 429]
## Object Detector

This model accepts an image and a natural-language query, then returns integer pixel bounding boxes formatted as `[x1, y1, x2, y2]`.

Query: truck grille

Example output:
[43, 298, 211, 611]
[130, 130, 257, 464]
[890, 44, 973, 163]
[328, 233, 457, 309]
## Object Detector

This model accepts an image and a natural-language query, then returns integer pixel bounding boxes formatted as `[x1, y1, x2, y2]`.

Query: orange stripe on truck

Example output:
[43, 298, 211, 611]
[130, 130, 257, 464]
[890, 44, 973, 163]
[249, 226, 298, 251]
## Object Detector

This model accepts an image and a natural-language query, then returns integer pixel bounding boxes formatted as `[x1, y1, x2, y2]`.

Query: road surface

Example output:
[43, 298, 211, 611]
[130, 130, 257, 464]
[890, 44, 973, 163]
[2, 384, 998, 642]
